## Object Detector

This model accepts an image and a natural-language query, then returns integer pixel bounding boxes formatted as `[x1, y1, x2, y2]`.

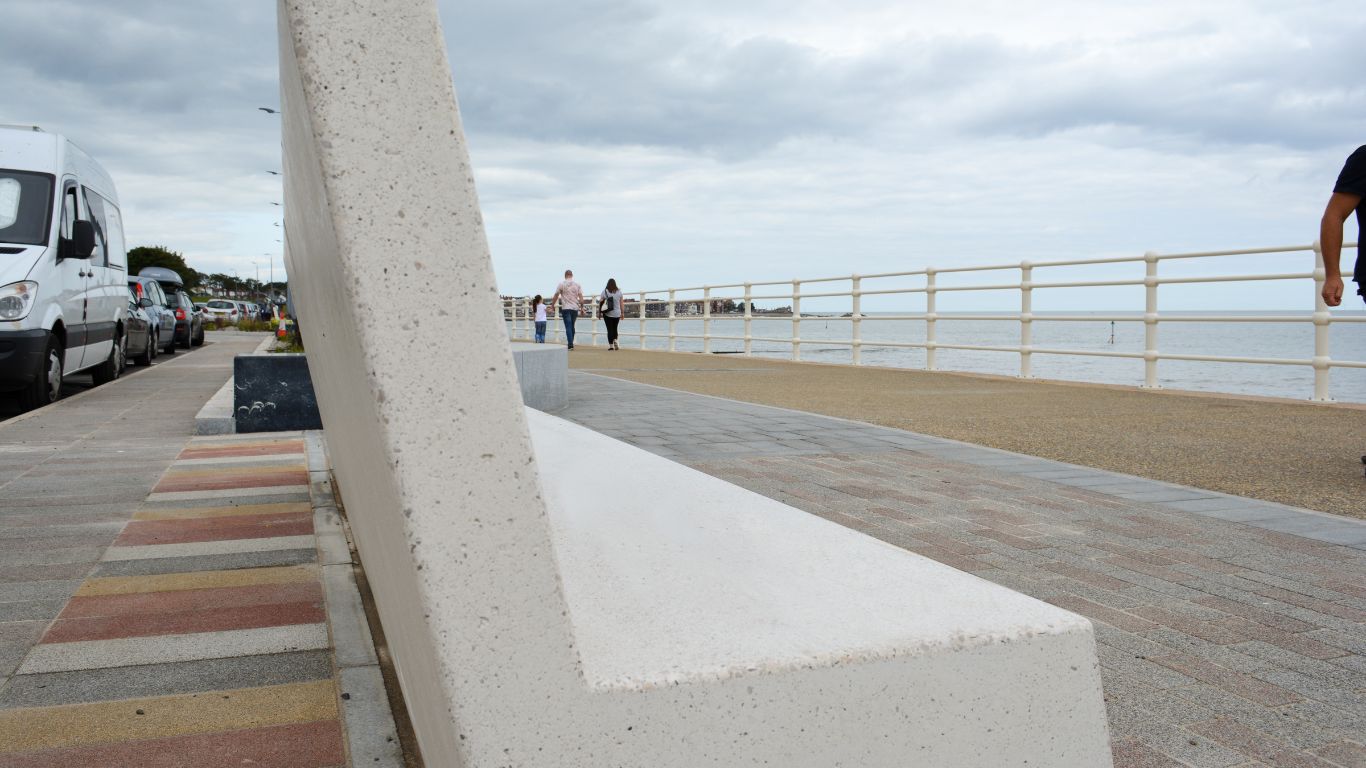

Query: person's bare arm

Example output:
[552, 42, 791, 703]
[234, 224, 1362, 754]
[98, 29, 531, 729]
[1320, 192, 1360, 307]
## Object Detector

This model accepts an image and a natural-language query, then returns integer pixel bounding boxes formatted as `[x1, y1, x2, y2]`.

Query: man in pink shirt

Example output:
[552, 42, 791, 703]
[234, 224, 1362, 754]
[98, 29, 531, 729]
[549, 269, 583, 349]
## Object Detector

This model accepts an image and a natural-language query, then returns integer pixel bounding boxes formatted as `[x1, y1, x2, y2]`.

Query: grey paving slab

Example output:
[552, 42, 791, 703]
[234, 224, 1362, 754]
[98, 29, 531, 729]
[90, 548, 318, 577]
[0, 650, 334, 709]
[322, 562, 378, 669]
[338, 665, 405, 768]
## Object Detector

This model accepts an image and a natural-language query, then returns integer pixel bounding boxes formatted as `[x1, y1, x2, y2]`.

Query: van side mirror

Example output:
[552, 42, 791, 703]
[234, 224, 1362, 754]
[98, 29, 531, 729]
[139, 297, 153, 308]
[71, 220, 96, 259]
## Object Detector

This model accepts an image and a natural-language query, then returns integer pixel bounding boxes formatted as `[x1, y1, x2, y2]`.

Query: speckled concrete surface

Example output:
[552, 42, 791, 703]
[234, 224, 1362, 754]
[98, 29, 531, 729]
[569, 348, 1366, 517]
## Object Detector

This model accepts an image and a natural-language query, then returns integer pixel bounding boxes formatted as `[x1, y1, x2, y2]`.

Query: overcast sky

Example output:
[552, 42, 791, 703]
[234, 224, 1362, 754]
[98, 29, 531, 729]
[2, 0, 1362, 310]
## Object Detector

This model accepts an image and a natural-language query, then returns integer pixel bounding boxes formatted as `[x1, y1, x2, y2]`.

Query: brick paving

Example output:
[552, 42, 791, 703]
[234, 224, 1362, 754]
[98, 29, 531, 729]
[559, 371, 1366, 768]
[0, 339, 400, 766]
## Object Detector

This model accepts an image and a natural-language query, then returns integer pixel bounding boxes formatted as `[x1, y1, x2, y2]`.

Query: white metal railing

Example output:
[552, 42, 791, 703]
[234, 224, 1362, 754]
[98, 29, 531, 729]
[503, 241, 1363, 401]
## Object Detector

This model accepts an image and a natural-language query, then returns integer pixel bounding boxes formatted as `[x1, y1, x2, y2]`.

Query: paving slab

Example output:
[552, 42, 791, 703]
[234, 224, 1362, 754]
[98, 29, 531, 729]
[0, 354, 399, 766]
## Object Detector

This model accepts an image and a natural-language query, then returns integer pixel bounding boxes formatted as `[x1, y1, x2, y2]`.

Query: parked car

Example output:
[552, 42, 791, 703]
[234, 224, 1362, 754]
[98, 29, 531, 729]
[123, 289, 155, 366]
[137, 267, 202, 349]
[128, 276, 177, 355]
[0, 125, 129, 410]
[236, 301, 256, 322]
[203, 299, 241, 324]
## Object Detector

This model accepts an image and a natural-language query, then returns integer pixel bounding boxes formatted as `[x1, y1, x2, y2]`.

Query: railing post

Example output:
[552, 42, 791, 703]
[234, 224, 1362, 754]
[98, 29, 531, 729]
[668, 289, 677, 352]
[1312, 239, 1333, 401]
[743, 283, 753, 356]
[1020, 262, 1033, 378]
[515, 298, 523, 340]
[925, 269, 937, 370]
[591, 298, 599, 348]
[1143, 251, 1160, 389]
[791, 279, 802, 361]
[553, 299, 562, 345]
[702, 286, 712, 354]
[851, 275, 862, 366]
[639, 291, 646, 349]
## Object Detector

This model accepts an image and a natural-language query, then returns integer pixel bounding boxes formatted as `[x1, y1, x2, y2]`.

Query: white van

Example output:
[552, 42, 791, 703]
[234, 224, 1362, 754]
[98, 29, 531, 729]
[0, 125, 127, 410]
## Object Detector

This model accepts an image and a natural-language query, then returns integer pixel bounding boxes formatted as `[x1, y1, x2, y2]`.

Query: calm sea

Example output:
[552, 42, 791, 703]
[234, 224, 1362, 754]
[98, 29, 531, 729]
[529, 311, 1366, 404]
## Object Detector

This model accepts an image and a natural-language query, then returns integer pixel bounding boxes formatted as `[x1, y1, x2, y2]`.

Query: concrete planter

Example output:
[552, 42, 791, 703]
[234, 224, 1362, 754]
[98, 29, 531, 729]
[233, 353, 323, 432]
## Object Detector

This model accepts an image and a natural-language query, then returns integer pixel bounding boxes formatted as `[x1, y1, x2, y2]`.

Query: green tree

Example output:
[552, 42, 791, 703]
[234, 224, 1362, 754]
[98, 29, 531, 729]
[127, 245, 203, 291]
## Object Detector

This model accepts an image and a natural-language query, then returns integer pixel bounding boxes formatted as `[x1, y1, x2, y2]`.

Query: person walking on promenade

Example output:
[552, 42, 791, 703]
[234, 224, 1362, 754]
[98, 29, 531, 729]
[549, 269, 583, 349]
[531, 294, 547, 343]
[1321, 144, 1364, 308]
[597, 278, 625, 350]
[1320, 145, 1365, 476]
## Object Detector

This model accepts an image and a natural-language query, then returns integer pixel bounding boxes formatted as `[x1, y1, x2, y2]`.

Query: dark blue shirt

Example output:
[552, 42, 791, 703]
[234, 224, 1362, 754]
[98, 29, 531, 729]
[1332, 145, 1366, 284]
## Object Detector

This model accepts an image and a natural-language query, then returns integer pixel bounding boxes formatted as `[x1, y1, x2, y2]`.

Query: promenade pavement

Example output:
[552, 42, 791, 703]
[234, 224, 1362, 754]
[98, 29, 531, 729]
[559, 369, 1366, 768]
[0, 335, 401, 766]
[567, 347, 1366, 516]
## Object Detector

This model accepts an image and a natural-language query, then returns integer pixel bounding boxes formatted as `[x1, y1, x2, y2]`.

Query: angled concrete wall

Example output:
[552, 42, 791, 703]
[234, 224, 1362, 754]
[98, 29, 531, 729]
[278, 1, 1112, 765]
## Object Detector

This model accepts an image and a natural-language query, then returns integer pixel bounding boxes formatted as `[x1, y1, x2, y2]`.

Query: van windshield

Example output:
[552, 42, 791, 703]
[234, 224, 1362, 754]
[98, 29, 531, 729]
[0, 170, 55, 247]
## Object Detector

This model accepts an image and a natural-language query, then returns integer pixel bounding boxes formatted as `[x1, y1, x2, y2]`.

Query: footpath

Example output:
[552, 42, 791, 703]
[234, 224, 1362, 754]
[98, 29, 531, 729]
[558, 365, 1366, 768]
[0, 336, 401, 767]
[568, 347, 1366, 516]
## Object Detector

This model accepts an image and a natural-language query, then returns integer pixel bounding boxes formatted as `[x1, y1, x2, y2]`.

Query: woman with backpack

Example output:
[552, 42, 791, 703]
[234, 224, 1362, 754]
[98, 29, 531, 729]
[598, 278, 624, 350]
[531, 295, 547, 343]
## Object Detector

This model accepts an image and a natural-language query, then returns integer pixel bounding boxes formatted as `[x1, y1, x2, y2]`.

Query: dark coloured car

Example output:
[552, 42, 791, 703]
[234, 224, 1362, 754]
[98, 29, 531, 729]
[164, 288, 204, 348]
[137, 266, 202, 350]
[123, 289, 155, 366]
[128, 276, 177, 355]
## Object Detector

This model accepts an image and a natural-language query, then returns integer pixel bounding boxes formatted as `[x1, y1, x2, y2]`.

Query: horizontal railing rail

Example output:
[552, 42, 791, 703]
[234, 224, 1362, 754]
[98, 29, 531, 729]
[504, 241, 1362, 401]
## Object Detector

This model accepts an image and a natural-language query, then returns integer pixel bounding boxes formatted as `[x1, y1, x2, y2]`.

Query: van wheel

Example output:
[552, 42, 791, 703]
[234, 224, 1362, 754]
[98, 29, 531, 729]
[17, 338, 62, 411]
[91, 333, 122, 385]
[134, 330, 154, 366]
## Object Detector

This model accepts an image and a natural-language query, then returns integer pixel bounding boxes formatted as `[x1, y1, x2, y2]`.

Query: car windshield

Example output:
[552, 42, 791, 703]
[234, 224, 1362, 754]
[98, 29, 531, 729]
[208, 300, 235, 309]
[164, 292, 182, 308]
[0, 169, 55, 247]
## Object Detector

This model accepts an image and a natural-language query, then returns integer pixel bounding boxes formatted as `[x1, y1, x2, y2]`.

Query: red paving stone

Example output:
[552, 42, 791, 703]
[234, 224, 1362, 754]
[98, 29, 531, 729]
[178, 442, 306, 460]
[1188, 717, 1339, 767]
[114, 511, 314, 546]
[1151, 653, 1303, 707]
[1111, 738, 1188, 767]
[153, 470, 309, 494]
[42, 600, 325, 643]
[0, 719, 344, 768]
[59, 582, 323, 620]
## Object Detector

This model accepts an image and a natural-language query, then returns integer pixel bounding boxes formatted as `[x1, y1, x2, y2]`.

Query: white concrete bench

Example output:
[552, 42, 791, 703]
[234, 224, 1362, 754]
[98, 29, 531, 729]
[276, 0, 1112, 764]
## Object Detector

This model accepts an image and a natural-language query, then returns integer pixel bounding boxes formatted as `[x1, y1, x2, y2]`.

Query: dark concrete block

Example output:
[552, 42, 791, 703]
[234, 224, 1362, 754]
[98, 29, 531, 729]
[233, 354, 323, 433]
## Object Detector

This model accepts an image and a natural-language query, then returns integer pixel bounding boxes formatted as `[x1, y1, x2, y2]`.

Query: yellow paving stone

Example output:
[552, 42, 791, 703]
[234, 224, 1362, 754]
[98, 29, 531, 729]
[133, 501, 313, 521]
[0, 680, 337, 753]
[76, 565, 318, 597]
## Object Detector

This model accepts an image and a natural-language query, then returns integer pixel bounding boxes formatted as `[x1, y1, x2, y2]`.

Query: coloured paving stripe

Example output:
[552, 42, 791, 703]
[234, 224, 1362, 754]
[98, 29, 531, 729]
[178, 440, 306, 461]
[144, 487, 312, 505]
[0, 435, 352, 764]
[133, 501, 312, 521]
[0, 719, 345, 768]
[76, 564, 317, 597]
[0, 680, 337, 754]
[153, 466, 310, 494]
[114, 509, 314, 546]
[59, 581, 323, 619]
[17, 624, 331, 674]
[42, 599, 325, 643]
[101, 535, 317, 561]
